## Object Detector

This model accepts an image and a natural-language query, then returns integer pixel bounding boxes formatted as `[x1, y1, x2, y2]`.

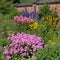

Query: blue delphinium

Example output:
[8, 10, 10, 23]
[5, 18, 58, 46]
[19, 6, 42, 21]
[37, 13, 42, 22]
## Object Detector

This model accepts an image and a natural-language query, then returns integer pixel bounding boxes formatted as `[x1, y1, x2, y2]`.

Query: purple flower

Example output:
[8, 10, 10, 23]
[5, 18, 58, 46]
[3, 32, 44, 59]
[6, 55, 11, 60]
[21, 52, 27, 57]
[14, 16, 34, 24]
[3, 46, 9, 56]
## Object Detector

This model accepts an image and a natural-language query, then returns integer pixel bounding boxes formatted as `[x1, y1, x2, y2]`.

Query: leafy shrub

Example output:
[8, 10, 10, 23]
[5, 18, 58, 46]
[0, 0, 19, 20]
[37, 17, 56, 40]
[20, 0, 32, 3]
[0, 20, 17, 38]
[39, 4, 58, 26]
[39, 4, 51, 16]
[3, 32, 44, 60]
[0, 46, 5, 60]
[36, 43, 60, 60]
[4, 9, 20, 19]
[0, 13, 4, 21]
[0, 38, 11, 46]
[12, 0, 20, 4]
[0, 0, 13, 14]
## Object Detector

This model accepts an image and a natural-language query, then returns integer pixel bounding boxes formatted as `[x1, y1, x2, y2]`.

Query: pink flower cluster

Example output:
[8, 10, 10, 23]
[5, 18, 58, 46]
[14, 16, 34, 24]
[3, 32, 44, 60]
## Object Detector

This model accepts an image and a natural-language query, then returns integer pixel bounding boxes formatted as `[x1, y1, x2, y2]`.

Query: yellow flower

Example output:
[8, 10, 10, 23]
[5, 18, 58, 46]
[1, 32, 4, 35]
[6, 27, 9, 30]
[29, 24, 33, 30]
[29, 24, 33, 27]
[33, 26, 38, 29]
[47, 40, 52, 44]
[33, 22, 39, 29]
[46, 17, 48, 20]
[47, 40, 55, 45]
[29, 22, 39, 30]
[51, 42, 55, 45]
[33, 22, 38, 25]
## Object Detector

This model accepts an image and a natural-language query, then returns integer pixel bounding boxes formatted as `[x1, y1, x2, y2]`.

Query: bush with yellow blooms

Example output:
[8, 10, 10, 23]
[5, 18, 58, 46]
[29, 22, 39, 30]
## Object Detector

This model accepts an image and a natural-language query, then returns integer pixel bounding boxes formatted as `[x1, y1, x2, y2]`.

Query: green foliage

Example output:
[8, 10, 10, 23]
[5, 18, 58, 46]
[16, 23, 29, 33]
[36, 43, 60, 60]
[12, 0, 20, 4]
[39, 4, 58, 17]
[0, 38, 11, 46]
[0, 0, 13, 14]
[11, 55, 26, 60]
[0, 46, 5, 60]
[11, 54, 36, 60]
[20, 0, 33, 3]
[4, 9, 20, 19]
[0, 0, 20, 20]
[37, 17, 57, 42]
[0, 20, 17, 38]
[0, 13, 4, 22]
[39, 4, 51, 16]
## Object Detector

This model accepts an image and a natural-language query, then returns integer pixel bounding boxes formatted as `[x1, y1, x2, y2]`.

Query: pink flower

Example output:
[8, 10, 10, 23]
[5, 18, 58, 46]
[13, 49, 18, 54]
[3, 32, 44, 59]
[21, 52, 27, 57]
[14, 16, 34, 24]
[10, 49, 14, 54]
[3, 46, 9, 56]
[6, 55, 11, 60]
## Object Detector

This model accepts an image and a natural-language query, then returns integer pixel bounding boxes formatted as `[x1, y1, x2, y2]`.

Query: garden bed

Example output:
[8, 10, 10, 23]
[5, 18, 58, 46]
[0, 3, 60, 60]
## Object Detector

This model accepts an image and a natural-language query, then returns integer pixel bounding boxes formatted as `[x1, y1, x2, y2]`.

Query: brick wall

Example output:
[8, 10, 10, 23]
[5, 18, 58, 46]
[16, 4, 60, 19]
[50, 4, 60, 19]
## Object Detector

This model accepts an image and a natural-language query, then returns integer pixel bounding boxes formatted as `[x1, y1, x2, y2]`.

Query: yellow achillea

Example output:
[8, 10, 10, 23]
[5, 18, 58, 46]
[33, 22, 39, 29]
[29, 22, 39, 30]
[29, 24, 33, 29]
[46, 15, 53, 25]
[47, 40, 55, 45]
[46, 15, 58, 25]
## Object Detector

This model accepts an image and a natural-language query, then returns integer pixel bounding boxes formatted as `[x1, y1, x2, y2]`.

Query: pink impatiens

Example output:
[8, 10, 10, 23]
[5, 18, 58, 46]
[14, 16, 34, 24]
[3, 32, 44, 60]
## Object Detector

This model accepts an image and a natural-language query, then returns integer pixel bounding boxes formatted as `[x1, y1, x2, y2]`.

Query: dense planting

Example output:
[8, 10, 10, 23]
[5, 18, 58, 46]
[3, 32, 44, 60]
[0, 3, 60, 60]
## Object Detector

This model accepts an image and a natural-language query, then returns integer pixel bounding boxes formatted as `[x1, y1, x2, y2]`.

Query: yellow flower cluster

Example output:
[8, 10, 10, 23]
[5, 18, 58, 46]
[29, 22, 39, 30]
[46, 15, 58, 25]
[46, 15, 53, 25]
[47, 40, 55, 45]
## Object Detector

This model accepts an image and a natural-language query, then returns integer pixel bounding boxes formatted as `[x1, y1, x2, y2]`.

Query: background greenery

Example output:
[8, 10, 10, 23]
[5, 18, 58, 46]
[0, 0, 20, 20]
